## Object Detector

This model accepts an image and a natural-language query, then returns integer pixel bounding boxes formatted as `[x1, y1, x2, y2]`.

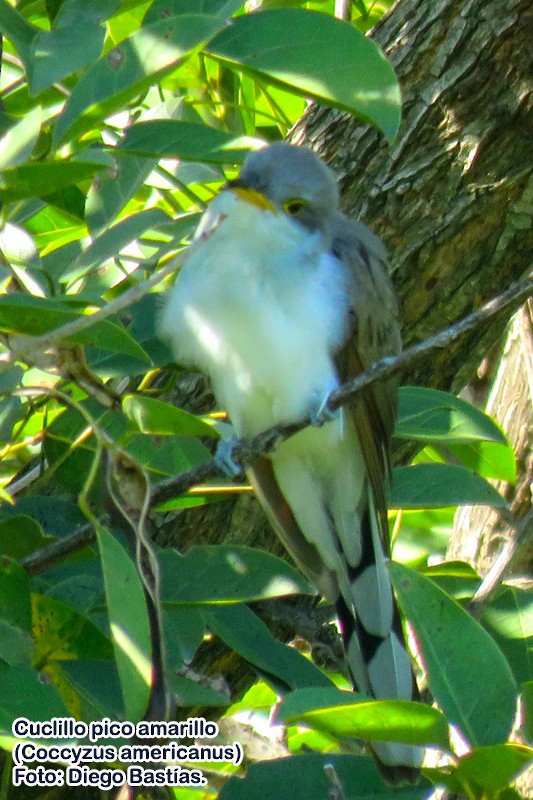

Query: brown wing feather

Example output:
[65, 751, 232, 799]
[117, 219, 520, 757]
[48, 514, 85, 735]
[331, 214, 401, 551]
[247, 458, 339, 602]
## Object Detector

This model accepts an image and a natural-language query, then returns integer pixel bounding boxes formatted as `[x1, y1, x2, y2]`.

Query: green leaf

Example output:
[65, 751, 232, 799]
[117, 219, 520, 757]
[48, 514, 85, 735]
[455, 744, 533, 793]
[0, 2, 37, 62]
[53, 14, 231, 146]
[87, 293, 178, 375]
[391, 463, 507, 509]
[85, 154, 157, 234]
[55, 658, 125, 720]
[32, 593, 112, 663]
[420, 561, 480, 602]
[61, 208, 171, 284]
[395, 387, 507, 444]
[218, 753, 432, 800]
[0, 396, 25, 441]
[27, 1, 121, 95]
[446, 439, 516, 482]
[47, 575, 104, 616]
[144, 0, 245, 23]
[167, 673, 229, 707]
[160, 545, 310, 605]
[123, 395, 217, 437]
[278, 688, 450, 748]
[125, 434, 210, 478]
[206, 9, 401, 141]
[118, 120, 260, 163]
[0, 515, 53, 560]
[0, 664, 69, 739]
[163, 606, 206, 668]
[0, 160, 106, 202]
[0, 294, 151, 361]
[1, 496, 87, 540]
[0, 558, 33, 665]
[480, 586, 532, 686]
[96, 523, 152, 721]
[0, 107, 42, 169]
[0, 365, 24, 393]
[390, 563, 518, 747]
[204, 604, 332, 693]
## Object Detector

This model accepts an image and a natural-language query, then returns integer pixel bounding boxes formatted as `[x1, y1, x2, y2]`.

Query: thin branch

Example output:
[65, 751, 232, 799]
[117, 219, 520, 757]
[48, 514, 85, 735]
[20, 521, 95, 575]
[151, 275, 533, 507]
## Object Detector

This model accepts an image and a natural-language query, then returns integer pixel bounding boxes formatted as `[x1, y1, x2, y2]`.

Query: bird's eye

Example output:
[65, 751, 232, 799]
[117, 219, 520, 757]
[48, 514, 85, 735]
[283, 197, 307, 216]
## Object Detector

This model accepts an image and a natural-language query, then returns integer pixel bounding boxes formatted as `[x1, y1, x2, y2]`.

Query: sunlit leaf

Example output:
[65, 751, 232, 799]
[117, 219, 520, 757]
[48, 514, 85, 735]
[27, 1, 121, 95]
[278, 688, 450, 748]
[206, 9, 401, 140]
[0, 294, 151, 361]
[0, 160, 106, 203]
[396, 387, 507, 444]
[480, 586, 533, 686]
[455, 744, 533, 793]
[123, 394, 217, 436]
[0, 107, 42, 169]
[391, 463, 507, 509]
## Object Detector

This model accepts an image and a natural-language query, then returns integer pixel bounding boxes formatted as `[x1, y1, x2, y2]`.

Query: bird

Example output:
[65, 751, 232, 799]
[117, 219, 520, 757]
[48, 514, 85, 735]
[159, 142, 422, 783]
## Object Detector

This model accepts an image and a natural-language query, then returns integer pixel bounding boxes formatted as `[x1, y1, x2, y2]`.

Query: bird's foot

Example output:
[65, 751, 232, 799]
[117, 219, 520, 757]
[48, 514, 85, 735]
[214, 435, 243, 477]
[308, 392, 339, 427]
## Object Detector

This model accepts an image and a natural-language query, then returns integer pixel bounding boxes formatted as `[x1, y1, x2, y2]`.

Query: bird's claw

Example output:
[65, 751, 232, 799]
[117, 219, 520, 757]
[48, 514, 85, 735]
[308, 394, 339, 427]
[215, 435, 243, 477]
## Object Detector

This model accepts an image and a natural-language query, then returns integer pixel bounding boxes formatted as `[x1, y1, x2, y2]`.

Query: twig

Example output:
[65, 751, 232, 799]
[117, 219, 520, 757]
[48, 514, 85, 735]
[151, 275, 533, 507]
[20, 521, 95, 575]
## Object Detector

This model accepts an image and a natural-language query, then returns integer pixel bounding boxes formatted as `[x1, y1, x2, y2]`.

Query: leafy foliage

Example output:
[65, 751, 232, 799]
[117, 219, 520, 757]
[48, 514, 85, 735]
[0, 1, 530, 799]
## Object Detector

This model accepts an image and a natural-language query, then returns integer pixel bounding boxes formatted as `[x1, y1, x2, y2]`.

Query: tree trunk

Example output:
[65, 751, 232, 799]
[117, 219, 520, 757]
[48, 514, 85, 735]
[292, 0, 532, 392]
[158, 0, 533, 717]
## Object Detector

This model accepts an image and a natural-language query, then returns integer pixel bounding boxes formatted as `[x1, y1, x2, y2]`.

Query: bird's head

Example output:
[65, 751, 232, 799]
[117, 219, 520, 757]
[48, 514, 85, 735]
[225, 143, 340, 238]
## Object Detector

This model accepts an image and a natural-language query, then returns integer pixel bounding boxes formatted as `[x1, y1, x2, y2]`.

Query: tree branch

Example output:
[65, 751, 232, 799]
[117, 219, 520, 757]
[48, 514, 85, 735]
[19, 275, 532, 576]
[151, 275, 533, 506]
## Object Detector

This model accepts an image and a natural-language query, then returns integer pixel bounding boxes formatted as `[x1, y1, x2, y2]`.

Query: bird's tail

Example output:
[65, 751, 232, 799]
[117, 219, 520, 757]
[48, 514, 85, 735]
[335, 491, 423, 784]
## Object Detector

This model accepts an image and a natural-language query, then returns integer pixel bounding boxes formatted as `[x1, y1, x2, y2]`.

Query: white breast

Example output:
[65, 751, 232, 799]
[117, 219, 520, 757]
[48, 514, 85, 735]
[159, 192, 352, 436]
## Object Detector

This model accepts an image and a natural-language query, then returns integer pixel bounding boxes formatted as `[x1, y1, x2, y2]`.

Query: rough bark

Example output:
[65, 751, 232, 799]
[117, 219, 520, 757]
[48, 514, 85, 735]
[157, 0, 533, 723]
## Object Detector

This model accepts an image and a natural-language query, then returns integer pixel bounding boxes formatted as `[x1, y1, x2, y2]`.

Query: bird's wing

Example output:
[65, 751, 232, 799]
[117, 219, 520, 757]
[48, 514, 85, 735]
[330, 216, 422, 780]
[331, 214, 402, 552]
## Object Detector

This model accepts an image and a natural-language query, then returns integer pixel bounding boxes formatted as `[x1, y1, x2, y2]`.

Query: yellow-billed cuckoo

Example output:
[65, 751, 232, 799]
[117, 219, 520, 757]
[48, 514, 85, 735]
[159, 143, 422, 782]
